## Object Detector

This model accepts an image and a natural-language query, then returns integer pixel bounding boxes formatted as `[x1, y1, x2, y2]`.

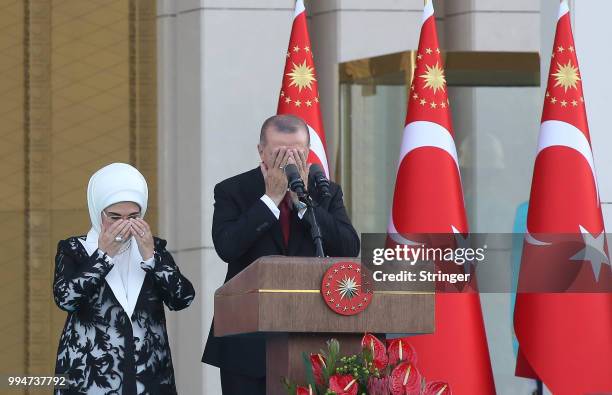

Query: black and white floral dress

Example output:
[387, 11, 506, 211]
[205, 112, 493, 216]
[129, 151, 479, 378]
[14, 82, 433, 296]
[53, 236, 195, 395]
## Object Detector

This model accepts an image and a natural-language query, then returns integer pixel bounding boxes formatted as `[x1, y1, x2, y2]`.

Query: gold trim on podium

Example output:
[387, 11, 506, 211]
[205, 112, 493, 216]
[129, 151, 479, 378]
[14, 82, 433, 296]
[216, 289, 435, 296]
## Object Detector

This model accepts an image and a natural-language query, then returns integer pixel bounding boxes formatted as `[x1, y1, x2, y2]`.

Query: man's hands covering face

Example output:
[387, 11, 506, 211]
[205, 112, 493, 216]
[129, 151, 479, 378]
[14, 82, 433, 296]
[261, 147, 290, 206]
[288, 149, 311, 205]
[261, 147, 310, 207]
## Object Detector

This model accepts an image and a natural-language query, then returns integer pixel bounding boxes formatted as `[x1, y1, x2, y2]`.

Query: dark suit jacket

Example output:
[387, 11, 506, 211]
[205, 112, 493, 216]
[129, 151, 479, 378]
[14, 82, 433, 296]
[201, 167, 360, 377]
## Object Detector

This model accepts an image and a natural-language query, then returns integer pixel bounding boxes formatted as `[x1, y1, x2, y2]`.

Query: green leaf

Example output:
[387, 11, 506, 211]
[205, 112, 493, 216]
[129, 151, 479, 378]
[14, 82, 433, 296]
[281, 377, 297, 395]
[328, 338, 340, 357]
[302, 351, 317, 391]
[325, 338, 340, 379]
[362, 347, 373, 364]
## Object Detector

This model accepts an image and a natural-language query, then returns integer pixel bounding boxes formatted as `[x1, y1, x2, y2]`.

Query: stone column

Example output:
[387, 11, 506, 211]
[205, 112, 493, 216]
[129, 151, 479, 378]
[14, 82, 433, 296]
[157, 0, 295, 392]
[573, 0, 612, 229]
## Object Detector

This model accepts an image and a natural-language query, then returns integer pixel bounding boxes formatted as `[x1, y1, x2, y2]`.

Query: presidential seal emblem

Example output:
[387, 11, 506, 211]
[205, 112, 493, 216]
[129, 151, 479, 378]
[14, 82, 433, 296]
[321, 261, 373, 316]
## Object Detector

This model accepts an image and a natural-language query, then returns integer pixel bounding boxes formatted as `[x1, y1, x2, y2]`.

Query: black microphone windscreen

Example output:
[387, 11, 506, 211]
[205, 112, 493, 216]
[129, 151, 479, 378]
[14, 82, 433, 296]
[310, 163, 325, 177]
[284, 163, 300, 179]
[309, 162, 331, 198]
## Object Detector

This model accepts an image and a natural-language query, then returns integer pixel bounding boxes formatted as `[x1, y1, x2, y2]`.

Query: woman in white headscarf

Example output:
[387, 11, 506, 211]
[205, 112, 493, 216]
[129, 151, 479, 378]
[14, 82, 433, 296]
[53, 163, 195, 395]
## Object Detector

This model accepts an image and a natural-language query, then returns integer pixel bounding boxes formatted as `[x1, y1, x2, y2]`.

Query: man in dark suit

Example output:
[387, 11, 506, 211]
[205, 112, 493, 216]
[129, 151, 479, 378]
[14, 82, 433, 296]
[202, 114, 360, 394]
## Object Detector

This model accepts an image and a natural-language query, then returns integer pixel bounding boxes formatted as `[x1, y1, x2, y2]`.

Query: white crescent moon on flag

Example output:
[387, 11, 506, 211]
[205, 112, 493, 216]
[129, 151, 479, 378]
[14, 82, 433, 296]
[307, 124, 330, 178]
[558, 0, 569, 19]
[422, 0, 434, 22]
[398, 121, 460, 172]
[525, 120, 601, 246]
[387, 218, 421, 246]
[388, 121, 461, 236]
[537, 120, 600, 205]
[294, 0, 305, 17]
[524, 229, 552, 246]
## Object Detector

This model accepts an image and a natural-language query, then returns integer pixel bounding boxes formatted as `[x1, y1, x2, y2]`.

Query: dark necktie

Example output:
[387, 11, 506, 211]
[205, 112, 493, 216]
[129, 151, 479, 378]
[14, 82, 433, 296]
[279, 193, 292, 247]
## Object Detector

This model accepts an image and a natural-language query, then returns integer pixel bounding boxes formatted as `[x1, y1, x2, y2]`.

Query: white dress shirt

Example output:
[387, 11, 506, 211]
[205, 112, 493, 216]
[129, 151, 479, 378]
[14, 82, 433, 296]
[260, 194, 307, 219]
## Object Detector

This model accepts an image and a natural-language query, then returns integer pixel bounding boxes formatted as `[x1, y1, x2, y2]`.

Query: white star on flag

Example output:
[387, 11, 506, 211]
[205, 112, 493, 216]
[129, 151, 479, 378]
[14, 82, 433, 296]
[452, 225, 473, 275]
[570, 225, 610, 282]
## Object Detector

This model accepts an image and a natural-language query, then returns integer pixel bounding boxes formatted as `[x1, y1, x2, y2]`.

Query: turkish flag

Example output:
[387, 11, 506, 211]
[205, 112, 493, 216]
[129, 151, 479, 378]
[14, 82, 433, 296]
[513, 2, 612, 393]
[277, 0, 330, 178]
[388, 2, 495, 394]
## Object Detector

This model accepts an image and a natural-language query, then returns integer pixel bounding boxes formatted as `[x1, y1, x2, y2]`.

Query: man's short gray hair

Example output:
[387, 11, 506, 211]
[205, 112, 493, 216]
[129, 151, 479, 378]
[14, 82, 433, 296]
[259, 114, 310, 145]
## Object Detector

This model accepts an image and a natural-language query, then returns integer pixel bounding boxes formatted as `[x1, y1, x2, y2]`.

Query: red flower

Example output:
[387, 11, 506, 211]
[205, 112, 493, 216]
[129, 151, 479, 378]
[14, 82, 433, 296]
[389, 362, 422, 395]
[296, 385, 314, 395]
[387, 338, 417, 366]
[328, 374, 358, 395]
[309, 353, 327, 387]
[367, 376, 391, 395]
[422, 381, 451, 395]
[361, 333, 388, 370]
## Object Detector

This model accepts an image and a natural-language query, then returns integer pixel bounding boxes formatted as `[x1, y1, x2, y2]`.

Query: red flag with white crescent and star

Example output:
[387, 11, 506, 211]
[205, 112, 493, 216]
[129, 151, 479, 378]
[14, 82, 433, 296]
[277, 0, 330, 178]
[513, 1, 612, 393]
[387, 2, 495, 394]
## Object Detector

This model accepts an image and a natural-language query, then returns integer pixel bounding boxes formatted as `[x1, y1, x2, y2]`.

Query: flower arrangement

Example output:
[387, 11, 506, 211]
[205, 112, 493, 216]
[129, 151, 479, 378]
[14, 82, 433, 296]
[283, 334, 451, 395]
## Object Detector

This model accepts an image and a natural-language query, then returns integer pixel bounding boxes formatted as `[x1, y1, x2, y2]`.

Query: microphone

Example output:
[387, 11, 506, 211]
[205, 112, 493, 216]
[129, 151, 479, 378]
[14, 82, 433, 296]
[309, 163, 331, 198]
[284, 163, 306, 197]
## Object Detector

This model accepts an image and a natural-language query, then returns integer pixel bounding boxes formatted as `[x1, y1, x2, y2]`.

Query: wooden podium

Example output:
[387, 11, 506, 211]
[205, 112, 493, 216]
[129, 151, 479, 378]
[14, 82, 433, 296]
[214, 256, 434, 395]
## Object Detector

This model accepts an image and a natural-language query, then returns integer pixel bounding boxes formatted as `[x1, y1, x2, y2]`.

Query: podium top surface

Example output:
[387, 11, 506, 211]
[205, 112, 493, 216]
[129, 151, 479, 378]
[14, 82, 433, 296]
[214, 256, 434, 337]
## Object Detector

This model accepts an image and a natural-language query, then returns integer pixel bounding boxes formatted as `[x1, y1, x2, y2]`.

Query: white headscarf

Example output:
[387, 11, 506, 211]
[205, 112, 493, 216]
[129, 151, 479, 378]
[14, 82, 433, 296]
[81, 163, 149, 319]
[87, 162, 148, 233]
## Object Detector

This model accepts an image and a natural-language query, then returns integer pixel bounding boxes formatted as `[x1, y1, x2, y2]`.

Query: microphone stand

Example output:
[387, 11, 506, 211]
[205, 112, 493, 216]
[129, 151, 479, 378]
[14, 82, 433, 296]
[286, 163, 325, 258]
[298, 193, 325, 258]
